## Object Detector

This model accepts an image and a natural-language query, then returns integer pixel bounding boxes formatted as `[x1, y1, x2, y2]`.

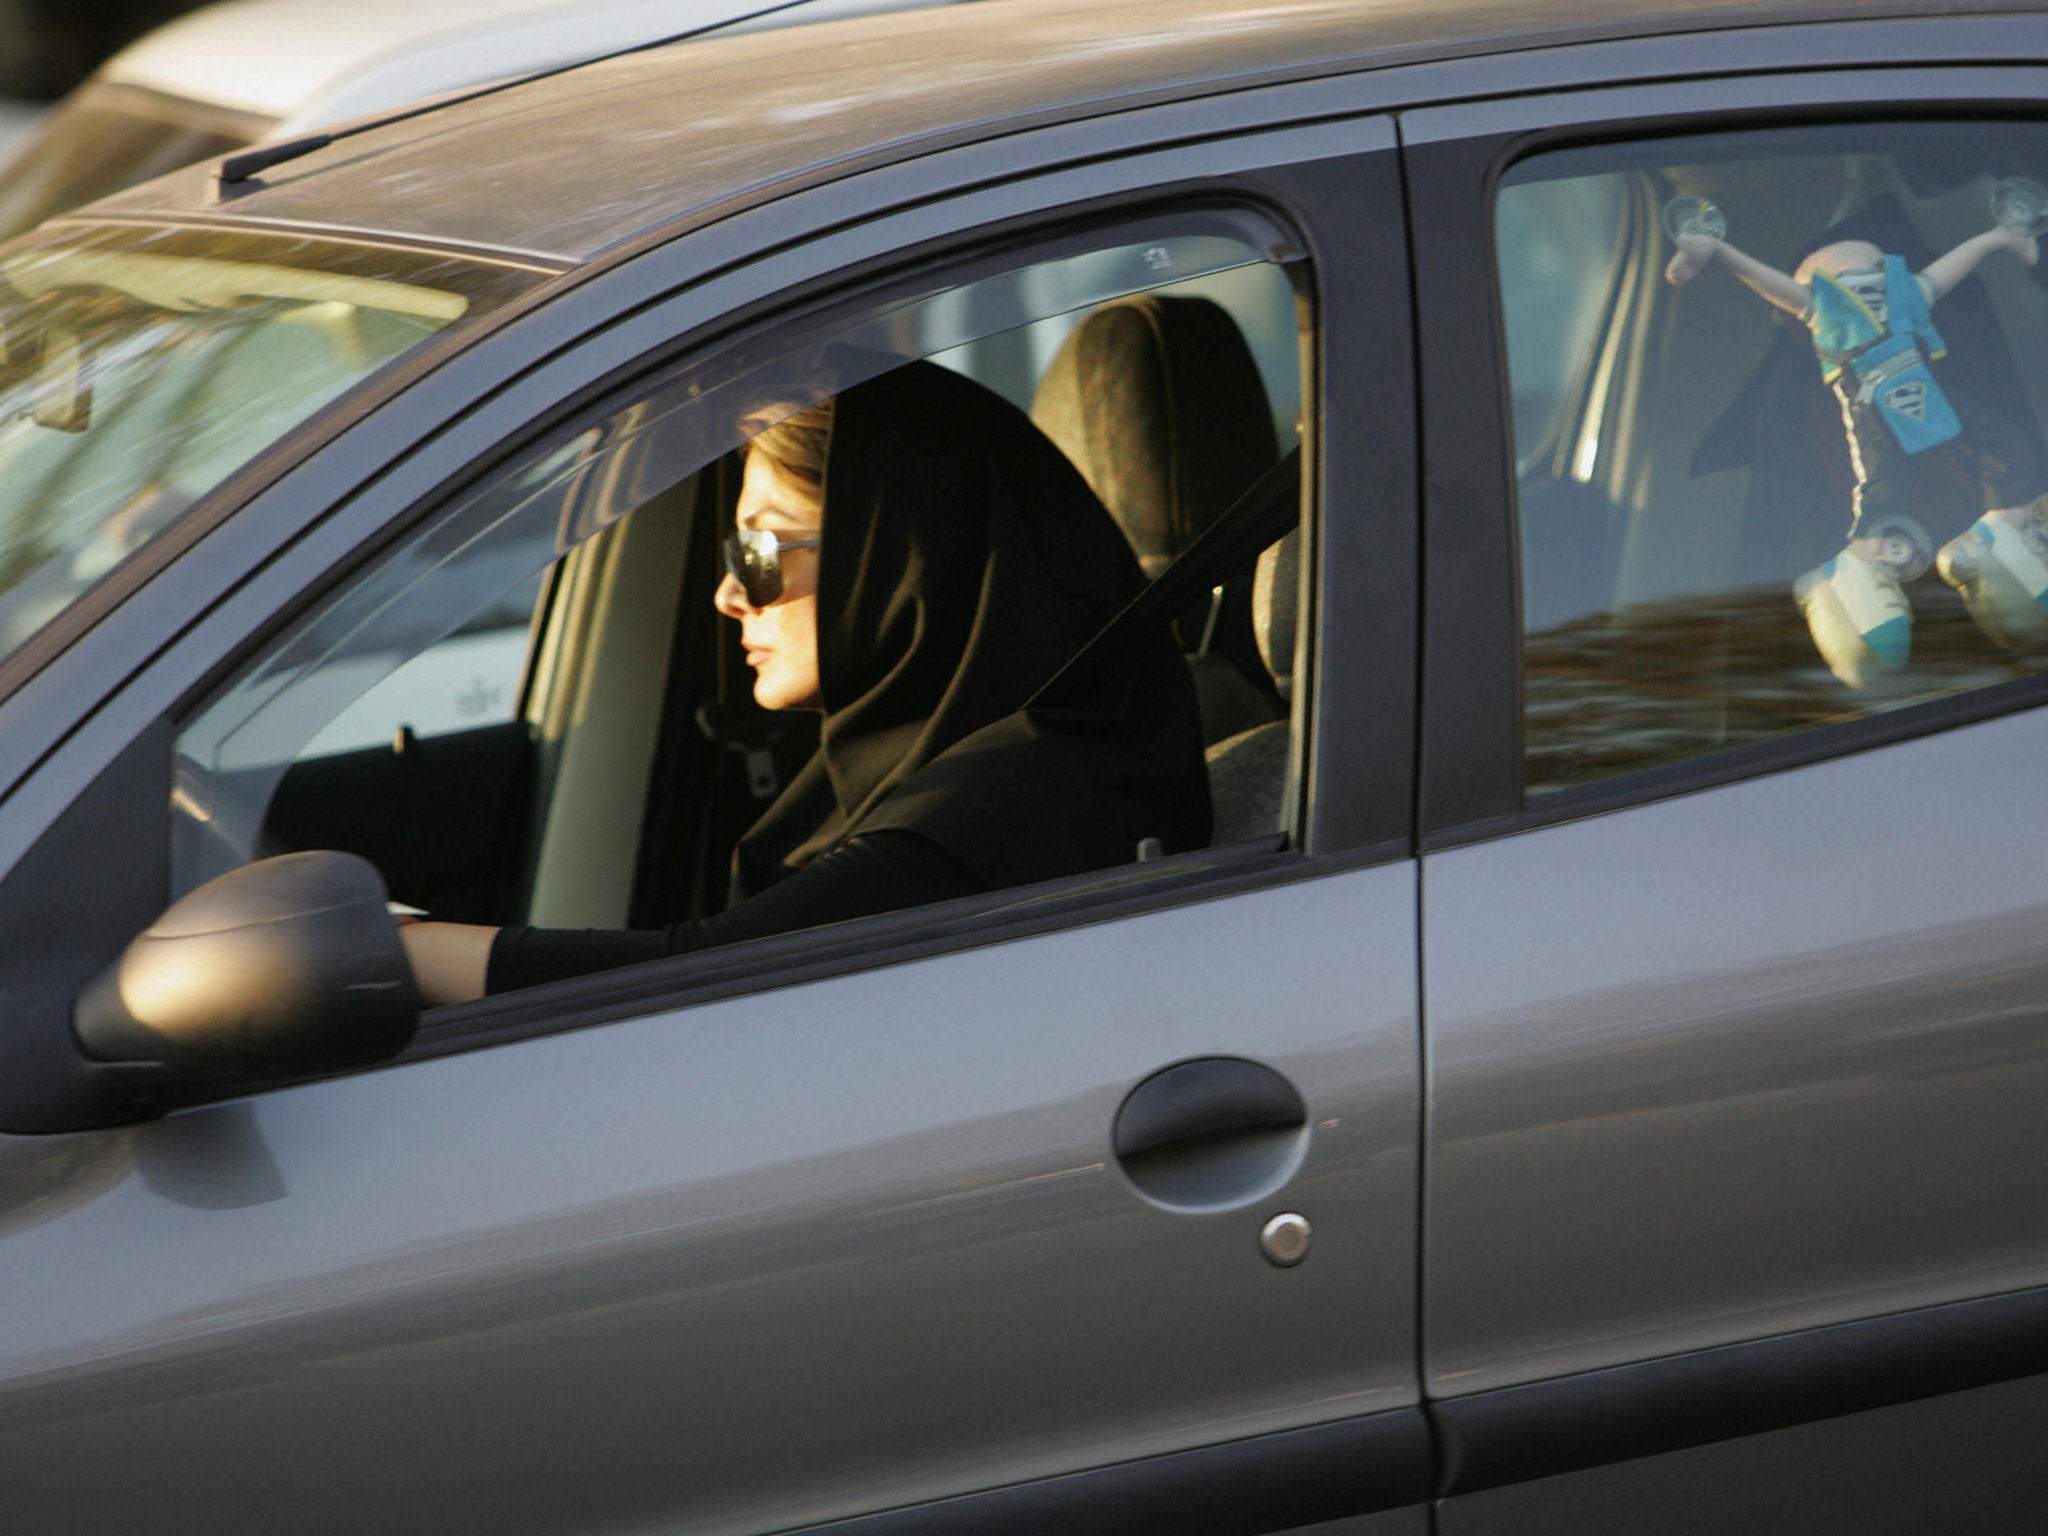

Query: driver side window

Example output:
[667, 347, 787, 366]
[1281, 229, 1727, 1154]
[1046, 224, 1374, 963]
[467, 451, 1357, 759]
[170, 216, 1311, 992]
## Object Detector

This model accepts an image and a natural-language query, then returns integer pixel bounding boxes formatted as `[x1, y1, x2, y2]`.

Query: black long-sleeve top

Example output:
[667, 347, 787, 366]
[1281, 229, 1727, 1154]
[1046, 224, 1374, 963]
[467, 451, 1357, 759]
[485, 829, 981, 993]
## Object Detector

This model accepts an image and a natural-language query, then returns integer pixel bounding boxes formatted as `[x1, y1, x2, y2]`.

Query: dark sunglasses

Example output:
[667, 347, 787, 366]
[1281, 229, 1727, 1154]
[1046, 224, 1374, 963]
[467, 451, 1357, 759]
[722, 527, 822, 606]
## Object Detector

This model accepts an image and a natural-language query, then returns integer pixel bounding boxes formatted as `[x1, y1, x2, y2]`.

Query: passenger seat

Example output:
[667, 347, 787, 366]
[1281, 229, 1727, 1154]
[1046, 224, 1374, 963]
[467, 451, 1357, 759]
[1031, 293, 1282, 744]
[1205, 528, 1297, 844]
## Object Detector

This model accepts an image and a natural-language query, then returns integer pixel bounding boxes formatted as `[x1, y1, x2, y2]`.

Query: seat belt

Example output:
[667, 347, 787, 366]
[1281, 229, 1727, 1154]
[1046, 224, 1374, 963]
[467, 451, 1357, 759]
[1029, 446, 1302, 709]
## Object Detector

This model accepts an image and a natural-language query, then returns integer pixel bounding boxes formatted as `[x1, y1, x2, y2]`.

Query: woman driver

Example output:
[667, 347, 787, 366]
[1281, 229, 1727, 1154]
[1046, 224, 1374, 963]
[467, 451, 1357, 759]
[401, 361, 1211, 1004]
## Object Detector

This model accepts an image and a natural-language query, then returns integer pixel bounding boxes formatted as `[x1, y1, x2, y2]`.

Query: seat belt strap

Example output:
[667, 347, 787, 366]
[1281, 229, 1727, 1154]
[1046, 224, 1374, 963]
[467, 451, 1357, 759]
[1029, 446, 1302, 709]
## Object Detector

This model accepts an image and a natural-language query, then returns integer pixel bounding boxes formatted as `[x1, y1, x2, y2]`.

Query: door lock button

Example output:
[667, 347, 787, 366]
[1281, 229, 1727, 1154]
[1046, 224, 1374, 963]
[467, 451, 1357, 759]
[1260, 1211, 1311, 1267]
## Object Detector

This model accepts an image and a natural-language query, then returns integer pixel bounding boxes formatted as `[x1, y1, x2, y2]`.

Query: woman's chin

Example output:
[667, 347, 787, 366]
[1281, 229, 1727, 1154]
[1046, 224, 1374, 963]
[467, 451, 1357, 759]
[753, 676, 822, 712]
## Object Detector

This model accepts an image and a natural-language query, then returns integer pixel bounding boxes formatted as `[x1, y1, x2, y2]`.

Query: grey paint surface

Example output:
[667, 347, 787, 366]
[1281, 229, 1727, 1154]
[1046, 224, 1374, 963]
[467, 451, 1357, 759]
[1423, 702, 2048, 1398]
[1438, 1372, 2048, 1534]
[0, 72, 1426, 1531]
[0, 866, 1417, 1532]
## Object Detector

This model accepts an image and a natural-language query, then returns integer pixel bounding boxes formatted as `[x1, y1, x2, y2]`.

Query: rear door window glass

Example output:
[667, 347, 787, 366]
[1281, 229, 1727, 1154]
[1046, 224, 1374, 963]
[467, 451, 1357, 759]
[1497, 123, 2048, 793]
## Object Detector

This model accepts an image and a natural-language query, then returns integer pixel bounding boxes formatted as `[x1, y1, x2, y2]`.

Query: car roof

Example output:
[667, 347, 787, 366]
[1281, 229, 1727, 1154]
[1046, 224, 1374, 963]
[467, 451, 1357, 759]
[98, 0, 953, 133]
[75, 0, 2048, 267]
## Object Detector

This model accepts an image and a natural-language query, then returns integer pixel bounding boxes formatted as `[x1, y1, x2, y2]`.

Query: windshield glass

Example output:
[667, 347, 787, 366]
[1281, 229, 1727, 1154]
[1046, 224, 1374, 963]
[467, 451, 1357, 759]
[0, 222, 549, 668]
[0, 82, 273, 241]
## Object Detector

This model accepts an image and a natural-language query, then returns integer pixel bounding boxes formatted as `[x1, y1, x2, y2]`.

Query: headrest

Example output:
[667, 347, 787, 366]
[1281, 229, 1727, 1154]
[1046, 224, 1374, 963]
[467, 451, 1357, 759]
[1032, 294, 1278, 579]
[1253, 528, 1298, 699]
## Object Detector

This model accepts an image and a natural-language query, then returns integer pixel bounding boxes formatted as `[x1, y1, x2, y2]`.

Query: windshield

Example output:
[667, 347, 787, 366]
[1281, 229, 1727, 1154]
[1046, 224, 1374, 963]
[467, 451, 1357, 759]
[0, 82, 274, 241]
[0, 222, 550, 669]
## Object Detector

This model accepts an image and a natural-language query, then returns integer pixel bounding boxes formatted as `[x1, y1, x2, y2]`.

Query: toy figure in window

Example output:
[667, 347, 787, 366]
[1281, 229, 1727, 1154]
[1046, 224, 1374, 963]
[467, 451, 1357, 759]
[1665, 184, 2048, 688]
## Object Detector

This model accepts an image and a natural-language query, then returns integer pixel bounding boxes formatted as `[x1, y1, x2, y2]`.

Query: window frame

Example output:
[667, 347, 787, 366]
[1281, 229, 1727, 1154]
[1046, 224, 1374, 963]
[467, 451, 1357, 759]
[109, 121, 1415, 1078]
[1405, 64, 2048, 849]
[397, 187, 1373, 1051]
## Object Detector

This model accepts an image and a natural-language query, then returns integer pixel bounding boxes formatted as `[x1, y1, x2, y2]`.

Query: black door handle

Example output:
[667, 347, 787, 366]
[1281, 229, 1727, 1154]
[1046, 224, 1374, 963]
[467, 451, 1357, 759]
[1113, 1057, 1306, 1159]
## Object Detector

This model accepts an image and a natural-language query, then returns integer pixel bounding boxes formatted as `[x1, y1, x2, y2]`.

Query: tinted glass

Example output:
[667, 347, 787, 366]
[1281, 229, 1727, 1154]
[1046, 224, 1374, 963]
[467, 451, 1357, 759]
[1499, 123, 2048, 793]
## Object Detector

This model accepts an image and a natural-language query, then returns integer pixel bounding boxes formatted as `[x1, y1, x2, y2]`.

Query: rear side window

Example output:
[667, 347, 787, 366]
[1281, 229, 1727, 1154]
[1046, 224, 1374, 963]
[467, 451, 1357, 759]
[1497, 122, 2048, 793]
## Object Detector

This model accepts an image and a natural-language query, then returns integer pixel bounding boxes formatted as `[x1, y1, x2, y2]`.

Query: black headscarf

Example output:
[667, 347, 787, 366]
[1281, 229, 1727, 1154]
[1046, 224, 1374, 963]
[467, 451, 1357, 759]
[732, 361, 1210, 897]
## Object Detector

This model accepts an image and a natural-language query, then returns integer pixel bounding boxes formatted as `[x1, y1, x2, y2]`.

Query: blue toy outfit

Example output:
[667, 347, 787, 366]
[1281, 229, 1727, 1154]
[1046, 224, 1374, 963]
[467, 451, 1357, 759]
[1806, 256, 2042, 543]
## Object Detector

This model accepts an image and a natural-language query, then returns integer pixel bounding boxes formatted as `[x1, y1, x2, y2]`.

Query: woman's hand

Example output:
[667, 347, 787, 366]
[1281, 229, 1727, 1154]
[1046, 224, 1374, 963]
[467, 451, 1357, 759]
[398, 919, 499, 1007]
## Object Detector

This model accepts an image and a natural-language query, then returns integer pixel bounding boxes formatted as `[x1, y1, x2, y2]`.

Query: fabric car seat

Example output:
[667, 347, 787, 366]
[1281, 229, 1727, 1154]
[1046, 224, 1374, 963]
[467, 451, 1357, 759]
[1205, 528, 1297, 844]
[1030, 292, 1283, 744]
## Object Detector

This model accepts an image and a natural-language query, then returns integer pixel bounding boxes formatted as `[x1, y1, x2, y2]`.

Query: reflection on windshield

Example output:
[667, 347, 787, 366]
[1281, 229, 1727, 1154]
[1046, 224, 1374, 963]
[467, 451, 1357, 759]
[0, 224, 548, 672]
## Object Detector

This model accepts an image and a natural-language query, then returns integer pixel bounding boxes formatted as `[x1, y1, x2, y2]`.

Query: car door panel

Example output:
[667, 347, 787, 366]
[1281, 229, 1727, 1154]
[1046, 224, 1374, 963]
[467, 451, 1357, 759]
[1410, 58, 2048, 1523]
[1436, 1370, 2048, 1536]
[1422, 709, 2048, 1512]
[0, 865, 1418, 1533]
[1425, 708, 2048, 1393]
[0, 80, 1428, 1529]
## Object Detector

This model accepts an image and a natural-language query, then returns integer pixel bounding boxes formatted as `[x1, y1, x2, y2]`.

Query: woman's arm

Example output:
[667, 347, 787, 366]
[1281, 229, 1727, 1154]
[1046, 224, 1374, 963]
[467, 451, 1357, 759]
[484, 830, 984, 994]
[399, 919, 500, 1007]
[1920, 225, 2040, 302]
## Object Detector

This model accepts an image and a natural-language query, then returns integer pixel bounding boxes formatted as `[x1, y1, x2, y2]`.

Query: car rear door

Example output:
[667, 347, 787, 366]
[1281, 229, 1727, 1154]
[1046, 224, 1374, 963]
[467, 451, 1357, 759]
[1406, 24, 2048, 1531]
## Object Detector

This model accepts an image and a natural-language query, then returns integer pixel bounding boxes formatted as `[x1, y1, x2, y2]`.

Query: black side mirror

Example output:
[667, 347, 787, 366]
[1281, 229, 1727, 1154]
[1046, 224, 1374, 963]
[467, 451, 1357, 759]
[74, 851, 418, 1081]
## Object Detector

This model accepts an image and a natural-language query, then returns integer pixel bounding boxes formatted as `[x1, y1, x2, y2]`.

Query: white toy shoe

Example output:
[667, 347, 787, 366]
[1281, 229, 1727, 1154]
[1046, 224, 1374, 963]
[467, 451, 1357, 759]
[1794, 546, 1913, 689]
[1937, 502, 2048, 651]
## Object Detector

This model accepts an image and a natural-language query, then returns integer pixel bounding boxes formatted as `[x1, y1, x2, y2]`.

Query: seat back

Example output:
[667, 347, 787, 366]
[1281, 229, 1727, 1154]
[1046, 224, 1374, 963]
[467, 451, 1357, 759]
[1031, 292, 1280, 577]
[1204, 529, 1298, 844]
[1031, 293, 1283, 743]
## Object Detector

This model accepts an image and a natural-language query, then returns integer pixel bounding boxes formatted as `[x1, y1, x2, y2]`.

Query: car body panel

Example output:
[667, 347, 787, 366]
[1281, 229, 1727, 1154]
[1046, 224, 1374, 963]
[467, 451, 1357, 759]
[0, 64, 1425, 1528]
[1424, 704, 2048, 1396]
[77, 1, 2046, 265]
[0, 0, 972, 246]
[1437, 1372, 2048, 1535]
[1405, 37, 2048, 1524]
[0, 865, 1419, 1534]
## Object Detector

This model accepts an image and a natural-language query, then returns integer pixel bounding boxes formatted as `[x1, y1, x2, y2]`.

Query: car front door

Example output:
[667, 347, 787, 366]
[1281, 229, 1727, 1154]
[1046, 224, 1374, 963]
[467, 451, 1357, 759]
[0, 109, 1428, 1534]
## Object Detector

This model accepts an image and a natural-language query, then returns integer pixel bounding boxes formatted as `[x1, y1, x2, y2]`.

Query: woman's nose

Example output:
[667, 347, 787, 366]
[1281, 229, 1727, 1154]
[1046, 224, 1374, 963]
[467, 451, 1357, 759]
[713, 569, 752, 618]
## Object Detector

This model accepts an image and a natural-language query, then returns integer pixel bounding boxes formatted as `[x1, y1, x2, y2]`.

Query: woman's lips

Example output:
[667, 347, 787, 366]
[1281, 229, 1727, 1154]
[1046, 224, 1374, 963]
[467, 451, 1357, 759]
[744, 645, 769, 668]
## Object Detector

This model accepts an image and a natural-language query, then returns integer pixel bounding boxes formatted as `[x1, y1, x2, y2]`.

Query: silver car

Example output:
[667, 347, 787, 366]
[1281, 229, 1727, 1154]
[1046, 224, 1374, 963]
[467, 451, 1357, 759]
[1, 0, 2047, 1531]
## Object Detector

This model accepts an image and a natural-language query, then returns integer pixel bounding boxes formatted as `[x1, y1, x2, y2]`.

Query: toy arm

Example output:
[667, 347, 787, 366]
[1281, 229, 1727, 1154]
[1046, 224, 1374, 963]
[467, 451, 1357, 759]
[1920, 225, 2040, 301]
[1665, 233, 1810, 316]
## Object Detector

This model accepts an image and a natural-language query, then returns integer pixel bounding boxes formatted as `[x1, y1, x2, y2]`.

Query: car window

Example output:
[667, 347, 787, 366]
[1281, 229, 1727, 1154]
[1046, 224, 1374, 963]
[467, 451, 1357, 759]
[171, 214, 1309, 977]
[1496, 122, 2048, 795]
[0, 224, 548, 671]
[298, 572, 547, 758]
